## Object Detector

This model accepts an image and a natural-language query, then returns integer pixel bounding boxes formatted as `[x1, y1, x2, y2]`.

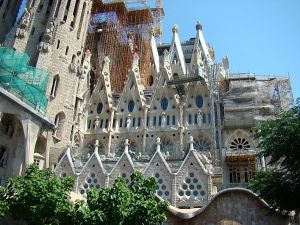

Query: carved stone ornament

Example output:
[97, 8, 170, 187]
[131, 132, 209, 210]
[38, 42, 51, 53]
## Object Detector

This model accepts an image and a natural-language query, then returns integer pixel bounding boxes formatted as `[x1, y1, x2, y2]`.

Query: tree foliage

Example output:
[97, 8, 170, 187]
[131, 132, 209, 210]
[1, 165, 75, 225]
[74, 171, 169, 225]
[249, 98, 300, 212]
[0, 165, 168, 225]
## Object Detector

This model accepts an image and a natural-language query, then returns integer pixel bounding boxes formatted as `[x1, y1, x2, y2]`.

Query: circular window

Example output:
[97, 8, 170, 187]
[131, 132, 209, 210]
[158, 179, 163, 184]
[185, 178, 191, 184]
[200, 190, 206, 196]
[179, 191, 184, 196]
[195, 138, 211, 152]
[161, 97, 168, 110]
[193, 191, 198, 196]
[91, 173, 95, 178]
[97, 103, 103, 114]
[158, 191, 163, 196]
[80, 190, 85, 194]
[165, 191, 169, 196]
[195, 95, 203, 108]
[230, 138, 250, 151]
[161, 185, 166, 190]
[87, 179, 92, 183]
[128, 100, 135, 112]
[155, 173, 160, 178]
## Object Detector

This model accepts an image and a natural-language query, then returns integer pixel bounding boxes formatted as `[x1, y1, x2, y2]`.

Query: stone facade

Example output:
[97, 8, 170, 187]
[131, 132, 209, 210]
[0, 0, 295, 221]
[166, 188, 289, 225]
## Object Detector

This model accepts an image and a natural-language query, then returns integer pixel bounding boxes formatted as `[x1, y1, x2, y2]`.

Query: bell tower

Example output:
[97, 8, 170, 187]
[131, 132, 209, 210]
[0, 0, 22, 42]
[8, 0, 93, 166]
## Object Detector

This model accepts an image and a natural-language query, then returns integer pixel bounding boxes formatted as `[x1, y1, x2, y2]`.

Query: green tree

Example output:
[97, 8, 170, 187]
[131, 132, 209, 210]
[249, 98, 300, 215]
[1, 165, 75, 225]
[74, 171, 169, 225]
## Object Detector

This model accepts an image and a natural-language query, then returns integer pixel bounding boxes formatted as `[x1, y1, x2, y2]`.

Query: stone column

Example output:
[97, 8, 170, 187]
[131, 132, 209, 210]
[179, 103, 184, 155]
[107, 108, 115, 155]
[21, 115, 40, 167]
[142, 106, 149, 154]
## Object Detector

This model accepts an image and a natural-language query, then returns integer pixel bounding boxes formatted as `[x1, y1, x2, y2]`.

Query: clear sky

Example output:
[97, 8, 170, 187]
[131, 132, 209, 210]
[18, 0, 299, 100]
[161, 0, 300, 100]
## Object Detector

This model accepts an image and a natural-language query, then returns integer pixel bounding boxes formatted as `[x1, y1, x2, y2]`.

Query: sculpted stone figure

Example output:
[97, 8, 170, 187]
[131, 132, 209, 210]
[126, 115, 131, 129]
[20, 8, 31, 28]
[77, 50, 91, 98]
[197, 110, 203, 126]
[161, 112, 166, 128]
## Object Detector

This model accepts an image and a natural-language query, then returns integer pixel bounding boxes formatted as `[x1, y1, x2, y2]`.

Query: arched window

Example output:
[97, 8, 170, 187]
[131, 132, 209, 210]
[53, 112, 66, 140]
[195, 95, 203, 108]
[77, 2, 86, 39]
[53, 0, 61, 19]
[70, 0, 80, 28]
[128, 100, 134, 112]
[161, 97, 168, 110]
[50, 75, 59, 97]
[56, 39, 60, 49]
[97, 102, 103, 114]
[63, 0, 71, 22]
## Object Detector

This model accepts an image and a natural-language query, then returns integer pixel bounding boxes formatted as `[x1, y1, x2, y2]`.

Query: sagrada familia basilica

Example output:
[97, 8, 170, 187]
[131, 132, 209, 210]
[0, 0, 295, 224]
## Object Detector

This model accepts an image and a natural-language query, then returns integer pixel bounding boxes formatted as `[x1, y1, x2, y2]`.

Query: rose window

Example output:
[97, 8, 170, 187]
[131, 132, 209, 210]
[194, 139, 210, 151]
[230, 138, 250, 151]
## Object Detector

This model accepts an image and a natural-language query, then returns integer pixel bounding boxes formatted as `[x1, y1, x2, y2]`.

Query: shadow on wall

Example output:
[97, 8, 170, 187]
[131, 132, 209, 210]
[166, 188, 289, 225]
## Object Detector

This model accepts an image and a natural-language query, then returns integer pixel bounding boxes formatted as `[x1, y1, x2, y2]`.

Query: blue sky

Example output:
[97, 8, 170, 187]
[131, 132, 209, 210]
[161, 0, 300, 100]
[19, 0, 299, 100]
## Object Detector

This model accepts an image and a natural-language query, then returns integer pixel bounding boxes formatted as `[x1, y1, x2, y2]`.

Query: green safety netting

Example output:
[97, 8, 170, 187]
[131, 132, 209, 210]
[0, 47, 49, 114]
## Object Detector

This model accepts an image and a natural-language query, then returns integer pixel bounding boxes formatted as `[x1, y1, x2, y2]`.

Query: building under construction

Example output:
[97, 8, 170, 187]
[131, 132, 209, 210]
[86, 0, 163, 92]
[0, 0, 296, 220]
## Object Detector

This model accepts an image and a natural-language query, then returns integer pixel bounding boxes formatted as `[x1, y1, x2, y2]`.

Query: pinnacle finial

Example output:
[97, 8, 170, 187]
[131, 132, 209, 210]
[172, 24, 179, 33]
[94, 140, 99, 154]
[188, 136, 194, 151]
[124, 139, 129, 153]
[156, 137, 161, 152]
[196, 21, 202, 31]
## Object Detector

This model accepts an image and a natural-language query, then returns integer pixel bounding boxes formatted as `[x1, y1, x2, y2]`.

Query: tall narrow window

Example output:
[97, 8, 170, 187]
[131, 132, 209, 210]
[203, 114, 206, 123]
[54, 112, 66, 140]
[137, 117, 141, 127]
[71, 0, 80, 28]
[158, 116, 162, 126]
[172, 115, 176, 125]
[77, 2, 86, 39]
[63, 0, 71, 22]
[100, 119, 103, 128]
[46, 0, 53, 15]
[153, 116, 156, 126]
[167, 115, 170, 125]
[50, 75, 59, 97]
[119, 118, 123, 128]
[194, 114, 197, 124]
[87, 120, 91, 129]
[54, 0, 62, 19]
[132, 118, 136, 127]
[65, 46, 69, 55]
[188, 114, 192, 125]
[146, 116, 149, 126]
[56, 39, 60, 49]
[105, 119, 109, 128]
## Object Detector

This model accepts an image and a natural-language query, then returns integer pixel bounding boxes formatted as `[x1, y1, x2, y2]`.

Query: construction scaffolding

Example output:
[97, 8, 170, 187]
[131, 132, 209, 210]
[86, 0, 156, 92]
[222, 73, 294, 127]
[0, 47, 49, 114]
